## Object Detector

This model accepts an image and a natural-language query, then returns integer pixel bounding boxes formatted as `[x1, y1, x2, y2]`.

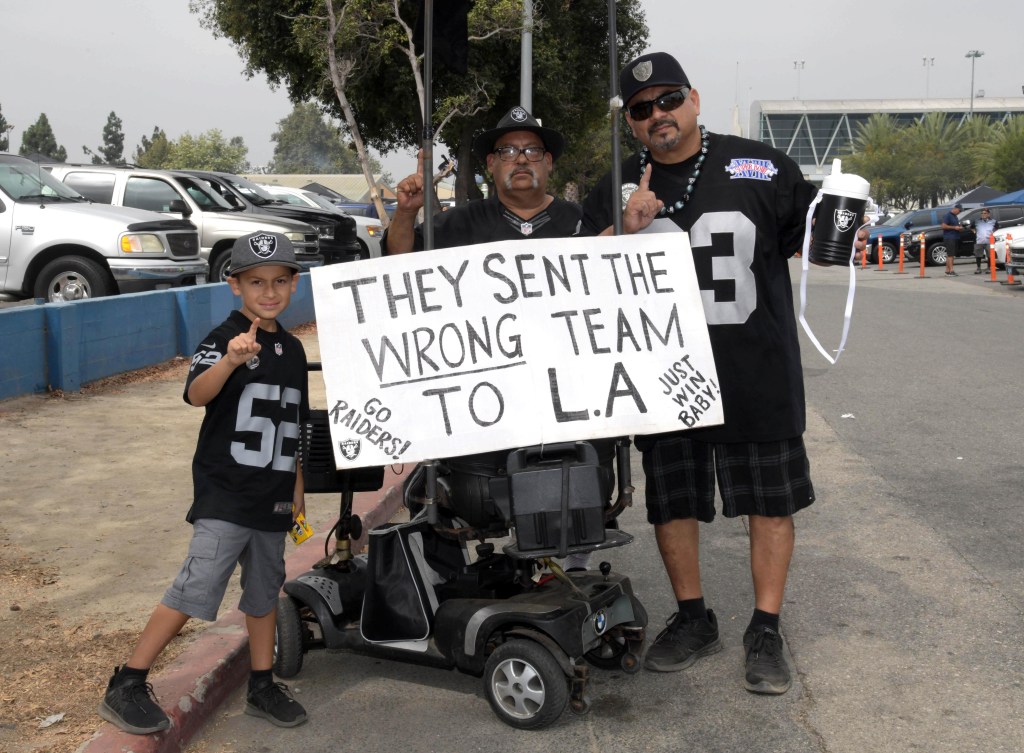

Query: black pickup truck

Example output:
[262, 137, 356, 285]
[901, 204, 1024, 266]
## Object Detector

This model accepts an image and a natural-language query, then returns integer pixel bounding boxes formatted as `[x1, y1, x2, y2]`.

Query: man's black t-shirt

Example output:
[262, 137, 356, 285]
[183, 310, 310, 532]
[391, 195, 582, 250]
[582, 133, 818, 444]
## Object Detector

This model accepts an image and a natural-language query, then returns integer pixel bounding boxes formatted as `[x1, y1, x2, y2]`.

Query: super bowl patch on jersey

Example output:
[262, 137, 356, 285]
[724, 158, 779, 181]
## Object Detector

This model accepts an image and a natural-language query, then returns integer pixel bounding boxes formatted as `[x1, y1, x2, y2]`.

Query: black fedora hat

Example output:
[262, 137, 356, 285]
[471, 106, 564, 162]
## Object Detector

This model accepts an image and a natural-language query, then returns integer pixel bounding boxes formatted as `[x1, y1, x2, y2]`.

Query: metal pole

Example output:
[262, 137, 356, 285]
[520, 0, 533, 112]
[422, 0, 435, 250]
[965, 50, 984, 119]
[608, 0, 623, 236]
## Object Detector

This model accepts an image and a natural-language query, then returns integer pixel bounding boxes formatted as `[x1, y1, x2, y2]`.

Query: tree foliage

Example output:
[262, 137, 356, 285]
[19, 113, 67, 162]
[134, 127, 172, 168]
[846, 113, 1023, 210]
[189, 0, 648, 203]
[270, 102, 375, 174]
[165, 129, 249, 171]
[0, 103, 11, 152]
[84, 111, 126, 165]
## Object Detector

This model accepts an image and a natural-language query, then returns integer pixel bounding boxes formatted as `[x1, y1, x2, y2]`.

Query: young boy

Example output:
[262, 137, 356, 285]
[99, 231, 311, 734]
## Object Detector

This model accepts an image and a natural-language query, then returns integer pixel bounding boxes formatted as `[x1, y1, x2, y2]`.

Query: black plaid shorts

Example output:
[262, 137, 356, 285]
[640, 435, 815, 524]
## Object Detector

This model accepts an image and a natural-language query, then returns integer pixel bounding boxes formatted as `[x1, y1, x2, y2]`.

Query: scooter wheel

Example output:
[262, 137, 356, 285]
[273, 596, 304, 678]
[484, 639, 568, 730]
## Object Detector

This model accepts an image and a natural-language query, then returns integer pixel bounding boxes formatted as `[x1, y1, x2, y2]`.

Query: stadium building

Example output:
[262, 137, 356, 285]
[750, 97, 1024, 184]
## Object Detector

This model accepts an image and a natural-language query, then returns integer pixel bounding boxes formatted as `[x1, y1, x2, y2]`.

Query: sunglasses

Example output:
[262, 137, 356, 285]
[627, 88, 690, 122]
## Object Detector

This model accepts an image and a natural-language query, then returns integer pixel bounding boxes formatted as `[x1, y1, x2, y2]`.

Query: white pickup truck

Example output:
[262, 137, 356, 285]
[1, 154, 206, 302]
[993, 224, 1024, 276]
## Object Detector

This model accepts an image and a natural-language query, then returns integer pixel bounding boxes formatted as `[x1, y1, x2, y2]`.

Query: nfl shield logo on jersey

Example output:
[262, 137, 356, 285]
[833, 208, 856, 232]
[339, 439, 360, 461]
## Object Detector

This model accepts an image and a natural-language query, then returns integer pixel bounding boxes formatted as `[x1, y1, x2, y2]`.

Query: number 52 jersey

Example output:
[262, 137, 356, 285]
[183, 310, 310, 532]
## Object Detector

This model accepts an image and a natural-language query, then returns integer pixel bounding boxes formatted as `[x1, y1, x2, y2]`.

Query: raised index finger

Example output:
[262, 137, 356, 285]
[416, 149, 425, 177]
[639, 162, 653, 191]
[249, 317, 261, 337]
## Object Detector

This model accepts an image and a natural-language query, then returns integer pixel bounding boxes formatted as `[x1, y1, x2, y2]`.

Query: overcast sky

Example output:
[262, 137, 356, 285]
[3, 0, 1021, 181]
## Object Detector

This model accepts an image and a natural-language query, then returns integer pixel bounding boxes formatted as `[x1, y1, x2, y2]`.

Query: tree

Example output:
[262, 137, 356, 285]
[165, 129, 249, 171]
[84, 111, 126, 164]
[0, 103, 11, 152]
[845, 114, 917, 211]
[134, 126, 172, 168]
[974, 115, 1024, 192]
[190, 0, 648, 210]
[270, 102, 369, 173]
[19, 113, 67, 162]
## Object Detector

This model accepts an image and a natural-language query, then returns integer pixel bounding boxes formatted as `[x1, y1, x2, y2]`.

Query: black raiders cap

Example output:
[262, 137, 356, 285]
[230, 231, 302, 276]
[472, 106, 565, 162]
[620, 52, 692, 105]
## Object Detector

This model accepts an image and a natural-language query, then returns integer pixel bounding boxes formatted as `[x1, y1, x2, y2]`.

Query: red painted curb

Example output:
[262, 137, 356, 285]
[78, 468, 409, 753]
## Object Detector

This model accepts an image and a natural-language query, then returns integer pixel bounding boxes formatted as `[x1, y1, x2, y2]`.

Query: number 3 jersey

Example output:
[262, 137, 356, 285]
[581, 133, 818, 444]
[183, 310, 310, 531]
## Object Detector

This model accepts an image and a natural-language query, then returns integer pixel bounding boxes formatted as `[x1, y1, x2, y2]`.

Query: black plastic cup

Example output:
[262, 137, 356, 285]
[811, 193, 868, 266]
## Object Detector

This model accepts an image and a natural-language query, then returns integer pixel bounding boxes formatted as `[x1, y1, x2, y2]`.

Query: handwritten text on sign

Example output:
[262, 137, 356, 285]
[310, 234, 722, 468]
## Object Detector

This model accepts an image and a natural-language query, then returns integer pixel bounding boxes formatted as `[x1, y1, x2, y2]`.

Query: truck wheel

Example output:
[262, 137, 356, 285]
[881, 243, 898, 265]
[210, 251, 232, 282]
[484, 639, 567, 730]
[273, 596, 305, 678]
[927, 243, 948, 266]
[33, 257, 113, 302]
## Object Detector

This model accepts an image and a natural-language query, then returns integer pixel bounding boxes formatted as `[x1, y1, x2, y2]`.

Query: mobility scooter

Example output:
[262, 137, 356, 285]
[274, 370, 648, 729]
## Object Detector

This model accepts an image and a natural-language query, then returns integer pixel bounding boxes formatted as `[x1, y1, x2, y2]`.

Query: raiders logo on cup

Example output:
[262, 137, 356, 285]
[834, 208, 856, 232]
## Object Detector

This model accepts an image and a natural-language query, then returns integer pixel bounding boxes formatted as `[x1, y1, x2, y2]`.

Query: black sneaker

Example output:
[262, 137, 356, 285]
[975, 269, 983, 274]
[245, 678, 308, 727]
[743, 625, 792, 694]
[97, 666, 170, 735]
[643, 609, 723, 672]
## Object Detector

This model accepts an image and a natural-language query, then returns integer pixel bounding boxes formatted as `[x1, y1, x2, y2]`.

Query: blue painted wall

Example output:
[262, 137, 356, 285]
[0, 275, 315, 400]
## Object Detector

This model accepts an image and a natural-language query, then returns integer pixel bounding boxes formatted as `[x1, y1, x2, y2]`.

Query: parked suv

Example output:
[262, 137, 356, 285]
[181, 171, 364, 265]
[866, 207, 950, 265]
[259, 184, 382, 258]
[900, 204, 1024, 266]
[1, 154, 205, 302]
[47, 165, 322, 281]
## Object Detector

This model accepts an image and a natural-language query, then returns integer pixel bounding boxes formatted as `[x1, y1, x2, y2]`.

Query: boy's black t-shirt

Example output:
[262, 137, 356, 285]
[183, 310, 310, 532]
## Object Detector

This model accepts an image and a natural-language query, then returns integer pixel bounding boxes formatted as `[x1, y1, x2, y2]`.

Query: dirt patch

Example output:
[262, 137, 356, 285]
[0, 325, 325, 753]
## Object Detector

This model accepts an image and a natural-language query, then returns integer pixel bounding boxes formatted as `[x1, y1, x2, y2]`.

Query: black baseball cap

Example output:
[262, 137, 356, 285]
[472, 106, 565, 162]
[230, 231, 302, 276]
[620, 52, 691, 106]
[953, 203, 963, 210]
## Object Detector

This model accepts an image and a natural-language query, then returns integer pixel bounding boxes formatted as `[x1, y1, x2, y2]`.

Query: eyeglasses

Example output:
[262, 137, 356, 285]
[493, 145, 546, 162]
[627, 88, 690, 122]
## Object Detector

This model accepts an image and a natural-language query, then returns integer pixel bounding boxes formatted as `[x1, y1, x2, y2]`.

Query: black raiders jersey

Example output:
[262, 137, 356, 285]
[582, 133, 819, 444]
[184, 310, 310, 532]
[392, 195, 582, 250]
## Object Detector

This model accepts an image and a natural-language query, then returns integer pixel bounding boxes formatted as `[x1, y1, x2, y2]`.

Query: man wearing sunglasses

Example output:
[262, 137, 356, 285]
[582, 52, 865, 696]
[384, 106, 581, 254]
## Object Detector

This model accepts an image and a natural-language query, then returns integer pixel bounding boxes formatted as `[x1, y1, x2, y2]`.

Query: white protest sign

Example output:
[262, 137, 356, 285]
[310, 233, 722, 468]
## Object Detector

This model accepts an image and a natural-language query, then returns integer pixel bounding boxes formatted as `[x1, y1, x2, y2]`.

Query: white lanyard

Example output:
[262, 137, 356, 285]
[797, 190, 863, 365]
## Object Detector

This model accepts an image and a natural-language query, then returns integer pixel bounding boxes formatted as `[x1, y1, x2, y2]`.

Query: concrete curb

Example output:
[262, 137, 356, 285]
[76, 469, 409, 753]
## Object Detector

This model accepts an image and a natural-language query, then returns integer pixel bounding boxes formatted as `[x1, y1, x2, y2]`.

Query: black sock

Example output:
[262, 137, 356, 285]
[677, 597, 707, 621]
[119, 665, 149, 681]
[249, 668, 273, 689]
[749, 608, 780, 632]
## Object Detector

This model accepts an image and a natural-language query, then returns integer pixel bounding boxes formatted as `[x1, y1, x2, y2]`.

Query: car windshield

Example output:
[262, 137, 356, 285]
[880, 211, 913, 227]
[223, 174, 280, 206]
[177, 176, 236, 210]
[0, 159, 85, 202]
[305, 192, 340, 211]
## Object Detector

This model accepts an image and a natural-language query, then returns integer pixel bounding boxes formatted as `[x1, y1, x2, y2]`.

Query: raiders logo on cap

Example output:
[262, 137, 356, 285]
[632, 61, 653, 82]
[248, 233, 278, 258]
[510, 106, 528, 122]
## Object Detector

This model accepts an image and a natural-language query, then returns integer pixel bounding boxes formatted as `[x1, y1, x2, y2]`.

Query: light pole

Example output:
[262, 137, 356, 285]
[793, 60, 805, 100]
[965, 50, 984, 118]
[922, 57, 934, 97]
